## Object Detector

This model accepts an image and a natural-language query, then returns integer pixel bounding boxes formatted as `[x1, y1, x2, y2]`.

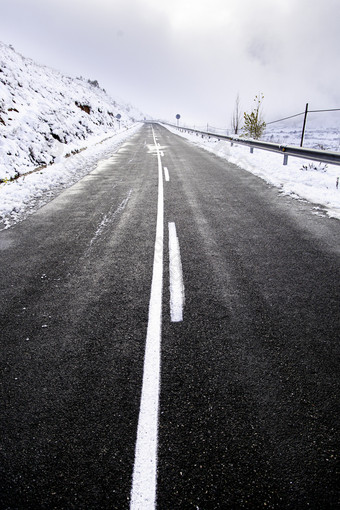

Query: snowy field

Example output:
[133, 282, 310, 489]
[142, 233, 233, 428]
[164, 123, 340, 221]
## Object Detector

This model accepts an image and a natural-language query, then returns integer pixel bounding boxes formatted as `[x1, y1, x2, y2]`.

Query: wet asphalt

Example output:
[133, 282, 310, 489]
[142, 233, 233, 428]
[0, 124, 339, 509]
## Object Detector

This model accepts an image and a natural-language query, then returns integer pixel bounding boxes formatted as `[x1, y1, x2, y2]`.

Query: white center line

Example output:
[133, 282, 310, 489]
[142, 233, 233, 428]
[169, 222, 185, 322]
[163, 167, 170, 182]
[130, 127, 164, 510]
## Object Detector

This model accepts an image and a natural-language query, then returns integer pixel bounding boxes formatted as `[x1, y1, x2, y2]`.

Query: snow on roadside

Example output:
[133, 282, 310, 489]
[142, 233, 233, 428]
[0, 124, 142, 230]
[164, 125, 340, 220]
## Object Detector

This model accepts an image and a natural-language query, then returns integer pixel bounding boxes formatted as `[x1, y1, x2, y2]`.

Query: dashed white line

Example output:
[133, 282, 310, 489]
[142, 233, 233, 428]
[130, 127, 164, 510]
[163, 167, 170, 182]
[168, 222, 185, 322]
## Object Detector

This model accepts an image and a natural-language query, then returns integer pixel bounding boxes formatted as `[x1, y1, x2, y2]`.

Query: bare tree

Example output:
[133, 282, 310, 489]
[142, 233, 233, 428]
[231, 94, 242, 135]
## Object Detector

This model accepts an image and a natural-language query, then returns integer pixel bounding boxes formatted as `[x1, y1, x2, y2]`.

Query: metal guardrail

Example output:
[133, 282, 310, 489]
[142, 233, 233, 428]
[159, 122, 340, 167]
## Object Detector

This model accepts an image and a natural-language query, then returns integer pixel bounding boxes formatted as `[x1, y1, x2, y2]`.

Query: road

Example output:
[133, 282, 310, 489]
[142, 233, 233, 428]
[1, 123, 339, 509]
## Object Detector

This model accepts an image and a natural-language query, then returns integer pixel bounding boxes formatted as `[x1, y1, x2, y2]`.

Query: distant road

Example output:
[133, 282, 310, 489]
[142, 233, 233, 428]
[1, 124, 339, 509]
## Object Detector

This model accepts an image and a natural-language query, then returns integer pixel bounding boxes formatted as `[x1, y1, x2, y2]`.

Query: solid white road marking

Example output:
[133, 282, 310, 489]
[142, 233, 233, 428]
[163, 167, 170, 182]
[130, 128, 164, 510]
[169, 222, 185, 322]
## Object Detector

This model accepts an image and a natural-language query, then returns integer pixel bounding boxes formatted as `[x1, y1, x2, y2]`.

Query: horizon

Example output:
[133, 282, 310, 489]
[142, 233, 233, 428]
[1, 0, 339, 128]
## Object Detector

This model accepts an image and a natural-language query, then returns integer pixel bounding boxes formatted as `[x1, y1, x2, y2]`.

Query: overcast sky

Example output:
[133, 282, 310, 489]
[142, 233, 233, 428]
[1, 0, 340, 127]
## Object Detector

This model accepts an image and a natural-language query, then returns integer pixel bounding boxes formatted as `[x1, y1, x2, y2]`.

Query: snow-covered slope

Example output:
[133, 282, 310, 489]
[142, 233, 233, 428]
[0, 41, 144, 180]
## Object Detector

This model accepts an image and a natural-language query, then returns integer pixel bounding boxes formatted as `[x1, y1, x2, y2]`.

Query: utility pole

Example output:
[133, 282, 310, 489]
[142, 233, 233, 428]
[300, 103, 308, 147]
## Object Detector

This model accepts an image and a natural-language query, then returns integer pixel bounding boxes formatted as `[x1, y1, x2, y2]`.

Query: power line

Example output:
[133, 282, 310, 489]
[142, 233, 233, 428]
[309, 108, 340, 113]
[267, 108, 340, 125]
[178, 107, 340, 133]
[266, 112, 305, 125]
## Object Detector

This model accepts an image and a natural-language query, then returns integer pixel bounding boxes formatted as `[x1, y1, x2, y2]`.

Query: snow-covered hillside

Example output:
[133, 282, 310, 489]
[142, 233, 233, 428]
[0, 41, 144, 181]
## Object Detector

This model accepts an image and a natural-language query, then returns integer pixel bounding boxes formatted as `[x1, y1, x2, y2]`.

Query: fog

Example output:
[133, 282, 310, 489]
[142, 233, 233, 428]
[1, 0, 339, 127]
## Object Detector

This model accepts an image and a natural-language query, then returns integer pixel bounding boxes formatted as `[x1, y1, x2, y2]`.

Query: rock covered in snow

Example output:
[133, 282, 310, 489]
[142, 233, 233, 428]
[0, 41, 144, 179]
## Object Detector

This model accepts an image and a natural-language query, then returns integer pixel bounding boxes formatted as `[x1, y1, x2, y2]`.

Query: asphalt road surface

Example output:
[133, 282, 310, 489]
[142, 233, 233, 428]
[1, 124, 339, 509]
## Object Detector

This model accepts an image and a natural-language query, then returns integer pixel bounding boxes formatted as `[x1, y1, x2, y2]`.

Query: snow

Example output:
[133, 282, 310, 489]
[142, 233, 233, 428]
[0, 41, 143, 180]
[163, 124, 340, 220]
[1, 40, 340, 228]
[89, 189, 133, 248]
[0, 41, 144, 229]
[0, 124, 142, 230]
